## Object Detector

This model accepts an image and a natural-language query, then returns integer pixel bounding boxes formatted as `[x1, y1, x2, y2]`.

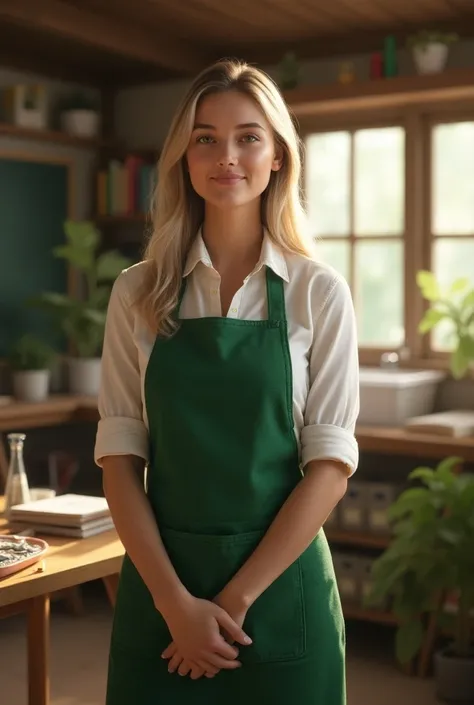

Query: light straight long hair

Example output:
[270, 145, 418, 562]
[134, 59, 315, 336]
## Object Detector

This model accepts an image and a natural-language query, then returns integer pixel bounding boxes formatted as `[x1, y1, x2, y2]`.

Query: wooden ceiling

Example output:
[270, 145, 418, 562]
[0, 0, 473, 87]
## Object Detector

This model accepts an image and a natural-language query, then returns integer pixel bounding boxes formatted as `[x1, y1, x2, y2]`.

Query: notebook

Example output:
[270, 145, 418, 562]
[9, 494, 111, 528]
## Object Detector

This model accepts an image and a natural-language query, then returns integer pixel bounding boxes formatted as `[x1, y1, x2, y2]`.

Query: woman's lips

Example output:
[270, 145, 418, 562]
[211, 175, 245, 185]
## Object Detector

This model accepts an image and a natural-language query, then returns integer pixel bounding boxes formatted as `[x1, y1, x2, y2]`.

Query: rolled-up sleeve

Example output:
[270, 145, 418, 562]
[300, 274, 360, 475]
[94, 272, 149, 467]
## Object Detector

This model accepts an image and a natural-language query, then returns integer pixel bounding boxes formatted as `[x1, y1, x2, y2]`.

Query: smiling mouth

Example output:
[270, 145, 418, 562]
[211, 175, 245, 185]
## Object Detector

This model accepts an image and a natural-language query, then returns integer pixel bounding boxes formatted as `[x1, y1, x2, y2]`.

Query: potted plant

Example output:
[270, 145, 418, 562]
[60, 91, 100, 138]
[8, 334, 56, 402]
[366, 457, 474, 703]
[407, 30, 458, 75]
[277, 52, 300, 91]
[31, 220, 131, 396]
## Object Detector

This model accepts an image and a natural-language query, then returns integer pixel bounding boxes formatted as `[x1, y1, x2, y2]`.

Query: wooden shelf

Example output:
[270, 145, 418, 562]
[285, 68, 474, 117]
[0, 395, 97, 432]
[0, 121, 111, 150]
[356, 425, 474, 462]
[95, 214, 148, 224]
[326, 529, 390, 550]
[342, 604, 398, 626]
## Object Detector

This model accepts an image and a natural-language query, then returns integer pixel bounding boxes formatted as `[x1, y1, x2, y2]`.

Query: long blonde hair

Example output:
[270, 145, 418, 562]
[135, 59, 314, 336]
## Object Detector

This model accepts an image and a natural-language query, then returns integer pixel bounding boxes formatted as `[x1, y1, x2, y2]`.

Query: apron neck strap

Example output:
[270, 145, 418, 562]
[265, 267, 286, 322]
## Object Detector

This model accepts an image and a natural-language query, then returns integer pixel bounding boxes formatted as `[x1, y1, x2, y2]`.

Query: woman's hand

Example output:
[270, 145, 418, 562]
[162, 587, 251, 679]
[161, 593, 251, 679]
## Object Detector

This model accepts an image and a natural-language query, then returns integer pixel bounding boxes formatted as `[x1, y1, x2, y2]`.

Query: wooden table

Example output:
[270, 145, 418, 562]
[0, 513, 124, 705]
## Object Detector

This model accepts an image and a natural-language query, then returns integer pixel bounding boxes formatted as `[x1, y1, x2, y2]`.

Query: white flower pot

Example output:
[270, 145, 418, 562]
[68, 357, 101, 396]
[60, 109, 100, 138]
[13, 370, 50, 403]
[413, 43, 449, 75]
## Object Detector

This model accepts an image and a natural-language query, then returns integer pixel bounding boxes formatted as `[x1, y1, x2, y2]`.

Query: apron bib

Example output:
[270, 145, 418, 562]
[106, 268, 346, 704]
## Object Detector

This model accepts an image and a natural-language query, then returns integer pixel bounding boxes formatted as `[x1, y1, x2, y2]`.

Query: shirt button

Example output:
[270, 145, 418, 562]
[211, 289, 218, 295]
[231, 307, 237, 313]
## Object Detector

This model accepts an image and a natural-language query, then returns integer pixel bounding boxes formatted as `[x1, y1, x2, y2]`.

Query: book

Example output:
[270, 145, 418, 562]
[9, 493, 110, 528]
[405, 410, 474, 437]
[13, 517, 115, 538]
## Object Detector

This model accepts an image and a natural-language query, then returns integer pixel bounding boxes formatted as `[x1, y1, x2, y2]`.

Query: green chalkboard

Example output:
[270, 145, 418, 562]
[0, 157, 69, 356]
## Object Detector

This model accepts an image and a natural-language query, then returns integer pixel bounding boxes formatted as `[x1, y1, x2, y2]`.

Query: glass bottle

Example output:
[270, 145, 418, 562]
[4, 433, 31, 517]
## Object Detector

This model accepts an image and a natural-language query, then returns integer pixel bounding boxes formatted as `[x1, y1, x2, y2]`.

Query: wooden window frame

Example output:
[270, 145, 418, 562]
[299, 101, 474, 371]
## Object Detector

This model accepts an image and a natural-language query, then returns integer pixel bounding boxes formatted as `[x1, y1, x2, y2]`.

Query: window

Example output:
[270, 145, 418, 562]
[430, 120, 474, 352]
[304, 126, 405, 349]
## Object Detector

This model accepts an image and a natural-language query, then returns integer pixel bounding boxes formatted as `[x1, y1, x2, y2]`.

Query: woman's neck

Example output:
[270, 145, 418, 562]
[202, 203, 263, 275]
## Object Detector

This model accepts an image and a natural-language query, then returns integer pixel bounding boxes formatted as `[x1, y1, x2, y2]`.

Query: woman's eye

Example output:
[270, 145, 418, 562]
[241, 134, 258, 143]
[197, 135, 214, 144]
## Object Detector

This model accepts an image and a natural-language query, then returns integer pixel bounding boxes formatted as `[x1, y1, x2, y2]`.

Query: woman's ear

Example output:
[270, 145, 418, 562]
[271, 144, 284, 172]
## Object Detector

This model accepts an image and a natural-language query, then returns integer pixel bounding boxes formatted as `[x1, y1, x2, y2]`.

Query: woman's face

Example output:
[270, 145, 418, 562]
[186, 90, 282, 209]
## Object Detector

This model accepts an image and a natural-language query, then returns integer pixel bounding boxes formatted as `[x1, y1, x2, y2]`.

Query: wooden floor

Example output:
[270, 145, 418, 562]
[0, 583, 441, 705]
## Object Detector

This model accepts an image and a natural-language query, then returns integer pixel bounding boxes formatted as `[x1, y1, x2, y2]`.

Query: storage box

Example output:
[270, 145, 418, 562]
[2, 84, 48, 129]
[366, 482, 399, 535]
[339, 481, 368, 531]
[332, 551, 360, 605]
[357, 555, 388, 611]
[358, 368, 445, 426]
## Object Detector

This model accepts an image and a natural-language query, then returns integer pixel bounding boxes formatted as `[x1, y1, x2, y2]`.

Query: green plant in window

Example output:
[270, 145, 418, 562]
[416, 270, 474, 379]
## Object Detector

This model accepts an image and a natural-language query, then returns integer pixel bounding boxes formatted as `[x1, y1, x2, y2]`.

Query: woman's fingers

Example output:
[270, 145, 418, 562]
[177, 659, 192, 677]
[161, 642, 177, 660]
[167, 652, 183, 674]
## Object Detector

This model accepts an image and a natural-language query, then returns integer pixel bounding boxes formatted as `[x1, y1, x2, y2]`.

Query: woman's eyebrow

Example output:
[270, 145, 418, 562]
[193, 122, 266, 130]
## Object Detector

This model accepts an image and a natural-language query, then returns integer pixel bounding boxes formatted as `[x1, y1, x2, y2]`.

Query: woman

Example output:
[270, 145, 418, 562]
[95, 59, 359, 705]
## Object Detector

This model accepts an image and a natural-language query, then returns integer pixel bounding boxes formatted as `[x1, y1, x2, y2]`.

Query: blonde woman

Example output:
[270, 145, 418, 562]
[95, 59, 359, 704]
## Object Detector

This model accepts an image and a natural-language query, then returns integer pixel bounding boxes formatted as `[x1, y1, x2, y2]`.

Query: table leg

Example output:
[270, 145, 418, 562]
[27, 595, 50, 705]
[102, 573, 120, 608]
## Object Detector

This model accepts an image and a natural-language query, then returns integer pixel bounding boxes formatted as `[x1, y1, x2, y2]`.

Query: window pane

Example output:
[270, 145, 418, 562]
[305, 132, 350, 237]
[433, 122, 474, 235]
[354, 127, 405, 236]
[355, 240, 404, 346]
[431, 238, 474, 350]
[316, 240, 350, 283]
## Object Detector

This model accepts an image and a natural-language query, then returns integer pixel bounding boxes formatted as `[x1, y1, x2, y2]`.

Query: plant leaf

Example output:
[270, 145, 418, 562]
[450, 277, 470, 295]
[395, 619, 424, 664]
[450, 345, 470, 379]
[418, 308, 446, 334]
[416, 270, 441, 301]
[461, 289, 474, 310]
[409, 467, 435, 483]
[96, 251, 131, 282]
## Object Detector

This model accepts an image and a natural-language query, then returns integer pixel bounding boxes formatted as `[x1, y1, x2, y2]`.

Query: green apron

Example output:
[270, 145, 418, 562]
[106, 267, 346, 704]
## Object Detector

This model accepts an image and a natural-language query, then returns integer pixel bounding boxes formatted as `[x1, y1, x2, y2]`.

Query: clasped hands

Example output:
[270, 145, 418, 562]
[161, 589, 251, 680]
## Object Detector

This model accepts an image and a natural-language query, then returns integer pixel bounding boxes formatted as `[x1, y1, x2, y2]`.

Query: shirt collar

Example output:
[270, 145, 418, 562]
[183, 228, 289, 283]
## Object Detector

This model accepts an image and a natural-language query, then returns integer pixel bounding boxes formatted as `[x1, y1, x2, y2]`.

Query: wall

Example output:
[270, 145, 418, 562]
[114, 39, 474, 150]
[0, 67, 99, 220]
[0, 68, 101, 494]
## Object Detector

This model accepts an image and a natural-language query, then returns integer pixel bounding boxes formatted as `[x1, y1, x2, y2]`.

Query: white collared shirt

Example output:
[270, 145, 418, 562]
[94, 232, 360, 474]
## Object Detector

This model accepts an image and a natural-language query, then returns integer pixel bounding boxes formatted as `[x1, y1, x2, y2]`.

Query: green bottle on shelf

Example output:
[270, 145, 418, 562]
[384, 35, 398, 78]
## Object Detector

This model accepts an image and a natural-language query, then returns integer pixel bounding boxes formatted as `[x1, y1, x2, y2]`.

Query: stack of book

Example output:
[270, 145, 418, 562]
[9, 494, 114, 538]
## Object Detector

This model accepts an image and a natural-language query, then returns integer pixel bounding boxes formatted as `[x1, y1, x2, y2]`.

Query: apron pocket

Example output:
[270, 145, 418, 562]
[160, 526, 306, 664]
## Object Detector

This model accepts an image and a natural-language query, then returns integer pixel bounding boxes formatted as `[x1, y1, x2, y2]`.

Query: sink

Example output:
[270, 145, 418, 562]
[358, 367, 445, 426]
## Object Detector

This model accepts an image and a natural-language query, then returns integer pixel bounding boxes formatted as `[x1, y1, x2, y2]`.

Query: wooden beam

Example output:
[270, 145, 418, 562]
[226, 17, 474, 66]
[0, 0, 205, 75]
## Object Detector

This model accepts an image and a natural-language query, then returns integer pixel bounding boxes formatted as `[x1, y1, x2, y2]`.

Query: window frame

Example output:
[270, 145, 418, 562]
[299, 100, 474, 370]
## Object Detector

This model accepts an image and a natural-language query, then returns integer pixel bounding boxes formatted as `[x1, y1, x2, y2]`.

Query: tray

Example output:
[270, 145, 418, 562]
[0, 535, 49, 579]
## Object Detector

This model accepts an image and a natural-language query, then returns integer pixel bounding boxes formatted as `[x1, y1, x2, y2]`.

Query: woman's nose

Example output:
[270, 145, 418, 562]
[217, 143, 238, 167]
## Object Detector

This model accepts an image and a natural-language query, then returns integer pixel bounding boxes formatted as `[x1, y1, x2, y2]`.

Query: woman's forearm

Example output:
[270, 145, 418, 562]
[102, 455, 190, 619]
[223, 460, 348, 609]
